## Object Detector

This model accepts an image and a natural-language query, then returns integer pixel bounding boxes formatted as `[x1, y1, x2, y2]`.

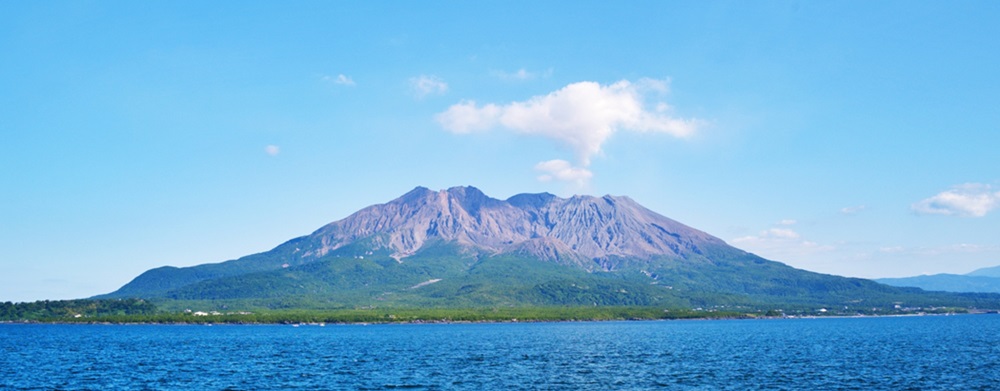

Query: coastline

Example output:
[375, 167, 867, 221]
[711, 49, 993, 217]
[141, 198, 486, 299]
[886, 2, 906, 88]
[1, 307, 978, 326]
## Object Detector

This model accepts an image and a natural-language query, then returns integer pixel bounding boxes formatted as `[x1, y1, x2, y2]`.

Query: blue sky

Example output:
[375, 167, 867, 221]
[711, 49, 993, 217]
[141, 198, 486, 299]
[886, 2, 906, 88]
[2, 1, 999, 302]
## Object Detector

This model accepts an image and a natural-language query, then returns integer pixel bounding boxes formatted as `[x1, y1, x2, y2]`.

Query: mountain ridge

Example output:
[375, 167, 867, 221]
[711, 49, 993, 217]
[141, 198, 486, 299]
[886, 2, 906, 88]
[100, 186, 1000, 310]
[301, 185, 727, 268]
[877, 265, 1000, 293]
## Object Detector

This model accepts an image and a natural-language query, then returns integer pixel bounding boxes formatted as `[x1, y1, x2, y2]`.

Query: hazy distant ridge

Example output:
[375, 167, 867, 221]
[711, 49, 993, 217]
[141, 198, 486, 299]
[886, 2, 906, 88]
[877, 266, 1000, 293]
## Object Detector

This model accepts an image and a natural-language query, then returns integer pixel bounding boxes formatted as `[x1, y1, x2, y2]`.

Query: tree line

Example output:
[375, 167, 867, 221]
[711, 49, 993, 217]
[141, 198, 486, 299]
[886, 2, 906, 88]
[0, 298, 156, 321]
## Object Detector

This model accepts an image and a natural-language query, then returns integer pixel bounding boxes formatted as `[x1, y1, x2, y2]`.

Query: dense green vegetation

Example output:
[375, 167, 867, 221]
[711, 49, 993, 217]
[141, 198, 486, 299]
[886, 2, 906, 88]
[2, 299, 975, 324]
[90, 238, 1000, 315]
[107, 246, 1000, 313]
[95, 236, 314, 298]
[89, 186, 1000, 322]
[43, 307, 745, 324]
[0, 299, 156, 321]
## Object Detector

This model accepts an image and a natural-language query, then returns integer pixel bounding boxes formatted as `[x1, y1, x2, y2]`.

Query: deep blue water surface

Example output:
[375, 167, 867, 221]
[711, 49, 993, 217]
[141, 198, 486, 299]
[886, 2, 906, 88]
[2, 315, 999, 390]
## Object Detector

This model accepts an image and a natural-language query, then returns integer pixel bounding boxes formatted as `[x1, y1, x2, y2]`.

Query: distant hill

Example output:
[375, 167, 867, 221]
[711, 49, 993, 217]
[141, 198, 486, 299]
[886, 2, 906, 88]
[877, 266, 1000, 293]
[99, 186, 1000, 310]
[966, 265, 1000, 278]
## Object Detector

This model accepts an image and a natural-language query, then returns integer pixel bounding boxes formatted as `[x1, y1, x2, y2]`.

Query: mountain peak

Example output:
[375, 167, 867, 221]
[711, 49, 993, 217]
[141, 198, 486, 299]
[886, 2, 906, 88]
[445, 185, 484, 195]
[106, 185, 981, 312]
[304, 186, 725, 268]
[506, 192, 558, 209]
[443, 186, 499, 216]
[399, 186, 434, 203]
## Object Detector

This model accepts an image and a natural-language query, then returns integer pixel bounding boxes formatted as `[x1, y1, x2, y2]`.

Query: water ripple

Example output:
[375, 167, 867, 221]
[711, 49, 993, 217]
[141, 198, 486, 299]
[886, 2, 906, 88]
[1, 316, 1000, 390]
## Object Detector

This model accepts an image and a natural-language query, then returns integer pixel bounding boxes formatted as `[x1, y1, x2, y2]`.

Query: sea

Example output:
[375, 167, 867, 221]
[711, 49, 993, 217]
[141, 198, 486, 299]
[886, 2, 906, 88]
[2, 315, 998, 390]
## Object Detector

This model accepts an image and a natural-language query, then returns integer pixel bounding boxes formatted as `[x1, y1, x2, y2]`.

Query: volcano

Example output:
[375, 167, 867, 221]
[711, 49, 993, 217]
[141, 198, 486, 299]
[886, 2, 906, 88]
[101, 186, 992, 310]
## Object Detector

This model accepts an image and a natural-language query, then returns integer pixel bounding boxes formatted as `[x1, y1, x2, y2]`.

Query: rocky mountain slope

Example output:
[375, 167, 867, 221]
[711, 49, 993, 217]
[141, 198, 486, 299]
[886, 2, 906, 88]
[302, 186, 725, 268]
[100, 186, 1000, 310]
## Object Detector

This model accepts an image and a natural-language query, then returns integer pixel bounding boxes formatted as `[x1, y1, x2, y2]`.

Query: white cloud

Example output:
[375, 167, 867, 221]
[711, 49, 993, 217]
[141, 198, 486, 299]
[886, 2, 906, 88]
[491, 68, 552, 81]
[265, 145, 280, 156]
[878, 246, 905, 254]
[918, 243, 998, 256]
[876, 243, 1000, 257]
[410, 75, 448, 98]
[777, 219, 797, 226]
[635, 77, 669, 93]
[534, 159, 593, 186]
[436, 79, 701, 166]
[762, 228, 800, 239]
[434, 101, 501, 133]
[323, 74, 356, 86]
[912, 183, 1000, 217]
[731, 227, 834, 260]
[840, 205, 867, 215]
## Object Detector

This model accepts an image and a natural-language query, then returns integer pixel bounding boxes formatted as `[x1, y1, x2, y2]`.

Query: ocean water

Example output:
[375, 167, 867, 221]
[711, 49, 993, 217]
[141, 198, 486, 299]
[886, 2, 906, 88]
[1, 315, 999, 390]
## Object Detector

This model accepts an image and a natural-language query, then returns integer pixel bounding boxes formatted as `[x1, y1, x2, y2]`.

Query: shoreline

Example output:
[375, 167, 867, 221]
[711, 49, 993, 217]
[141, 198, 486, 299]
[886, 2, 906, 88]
[1, 310, 980, 326]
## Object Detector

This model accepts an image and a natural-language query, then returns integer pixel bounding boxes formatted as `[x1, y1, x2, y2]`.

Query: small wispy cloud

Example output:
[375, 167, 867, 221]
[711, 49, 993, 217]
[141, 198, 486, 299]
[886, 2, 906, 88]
[410, 75, 448, 98]
[534, 159, 593, 186]
[840, 205, 867, 215]
[731, 227, 834, 259]
[878, 246, 905, 254]
[777, 219, 797, 226]
[322, 74, 356, 86]
[877, 243, 1000, 256]
[912, 183, 1000, 217]
[491, 68, 552, 81]
[761, 228, 801, 240]
[265, 145, 280, 156]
